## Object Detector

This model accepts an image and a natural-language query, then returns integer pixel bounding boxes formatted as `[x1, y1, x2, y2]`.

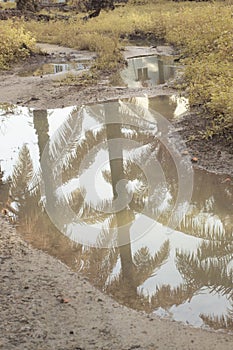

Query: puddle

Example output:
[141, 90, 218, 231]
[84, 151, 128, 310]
[19, 60, 89, 77]
[127, 95, 189, 120]
[121, 55, 177, 88]
[0, 97, 232, 332]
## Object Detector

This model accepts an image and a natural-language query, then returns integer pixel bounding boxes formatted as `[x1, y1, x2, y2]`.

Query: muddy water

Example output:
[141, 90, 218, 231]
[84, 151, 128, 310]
[0, 97, 232, 332]
[121, 55, 177, 88]
[19, 61, 89, 77]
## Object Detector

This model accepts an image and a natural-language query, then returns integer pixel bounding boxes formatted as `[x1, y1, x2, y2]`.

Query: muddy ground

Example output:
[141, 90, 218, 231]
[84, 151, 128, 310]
[1, 215, 233, 350]
[0, 43, 232, 176]
[0, 44, 175, 109]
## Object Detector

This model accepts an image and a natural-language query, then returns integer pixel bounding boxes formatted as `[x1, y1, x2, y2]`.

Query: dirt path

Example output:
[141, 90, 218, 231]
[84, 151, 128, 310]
[0, 216, 232, 350]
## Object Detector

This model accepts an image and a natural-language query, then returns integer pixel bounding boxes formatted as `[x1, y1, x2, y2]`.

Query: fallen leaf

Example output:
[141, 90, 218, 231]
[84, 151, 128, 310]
[191, 157, 198, 163]
[60, 298, 70, 304]
[222, 177, 231, 183]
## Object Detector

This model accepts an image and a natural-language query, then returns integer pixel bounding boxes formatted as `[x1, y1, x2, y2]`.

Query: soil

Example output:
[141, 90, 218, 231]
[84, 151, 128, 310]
[0, 43, 233, 349]
[175, 110, 233, 176]
[1, 215, 233, 350]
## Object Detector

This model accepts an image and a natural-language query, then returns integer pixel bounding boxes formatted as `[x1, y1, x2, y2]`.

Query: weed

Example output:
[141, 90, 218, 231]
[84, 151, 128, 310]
[58, 71, 99, 86]
[0, 20, 36, 69]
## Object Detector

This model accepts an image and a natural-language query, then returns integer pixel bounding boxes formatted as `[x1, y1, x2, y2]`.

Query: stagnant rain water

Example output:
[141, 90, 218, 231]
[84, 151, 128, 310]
[18, 61, 89, 77]
[121, 55, 177, 87]
[0, 95, 232, 332]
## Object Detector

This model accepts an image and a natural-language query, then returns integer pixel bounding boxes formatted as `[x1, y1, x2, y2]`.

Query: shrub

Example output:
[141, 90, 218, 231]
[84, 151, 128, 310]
[0, 21, 36, 69]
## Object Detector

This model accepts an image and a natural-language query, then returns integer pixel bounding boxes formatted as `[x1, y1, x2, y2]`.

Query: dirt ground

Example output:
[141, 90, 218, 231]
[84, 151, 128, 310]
[1, 216, 233, 350]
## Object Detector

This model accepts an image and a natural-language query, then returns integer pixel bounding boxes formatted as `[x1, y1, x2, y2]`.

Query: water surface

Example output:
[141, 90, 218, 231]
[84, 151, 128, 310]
[19, 61, 89, 77]
[121, 55, 177, 88]
[0, 98, 232, 332]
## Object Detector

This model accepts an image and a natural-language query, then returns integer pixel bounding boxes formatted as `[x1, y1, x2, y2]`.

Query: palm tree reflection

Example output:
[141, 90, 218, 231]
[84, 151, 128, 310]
[2, 101, 232, 330]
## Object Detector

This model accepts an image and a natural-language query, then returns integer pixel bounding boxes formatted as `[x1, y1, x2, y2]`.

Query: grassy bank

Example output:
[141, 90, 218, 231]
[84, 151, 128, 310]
[0, 21, 35, 69]
[1, 1, 233, 142]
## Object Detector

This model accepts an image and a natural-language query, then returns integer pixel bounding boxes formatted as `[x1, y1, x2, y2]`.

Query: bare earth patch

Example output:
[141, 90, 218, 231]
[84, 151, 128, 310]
[0, 216, 233, 350]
